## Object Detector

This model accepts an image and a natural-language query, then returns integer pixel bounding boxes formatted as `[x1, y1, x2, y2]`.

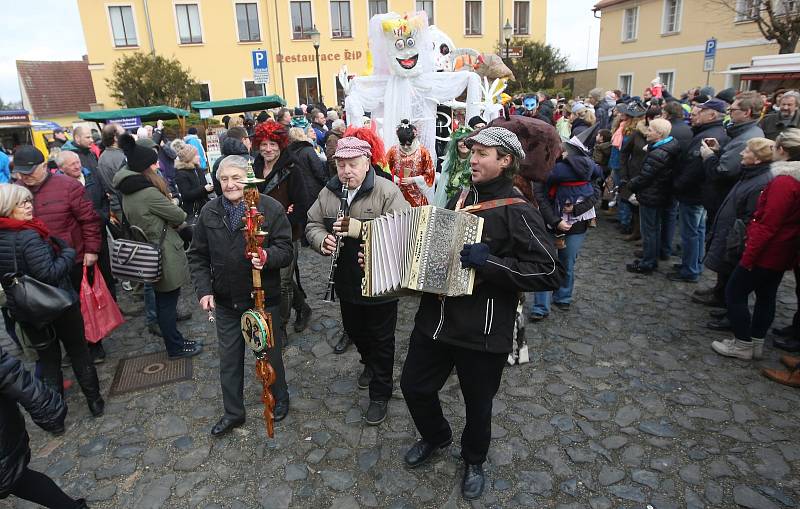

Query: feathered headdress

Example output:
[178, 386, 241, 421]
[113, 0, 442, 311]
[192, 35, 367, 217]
[253, 121, 288, 150]
[381, 13, 425, 38]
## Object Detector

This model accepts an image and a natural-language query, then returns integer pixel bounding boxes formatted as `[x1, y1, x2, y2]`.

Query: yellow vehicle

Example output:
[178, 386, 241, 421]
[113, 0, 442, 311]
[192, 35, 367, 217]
[0, 110, 68, 159]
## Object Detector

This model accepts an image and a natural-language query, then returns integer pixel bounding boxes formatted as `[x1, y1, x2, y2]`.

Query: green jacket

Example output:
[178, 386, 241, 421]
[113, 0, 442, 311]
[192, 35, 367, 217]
[112, 168, 189, 292]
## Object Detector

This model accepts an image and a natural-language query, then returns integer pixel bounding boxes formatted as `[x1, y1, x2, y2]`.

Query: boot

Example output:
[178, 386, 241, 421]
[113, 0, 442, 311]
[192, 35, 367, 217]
[711, 339, 753, 360]
[74, 365, 105, 417]
[623, 214, 641, 241]
[751, 338, 765, 360]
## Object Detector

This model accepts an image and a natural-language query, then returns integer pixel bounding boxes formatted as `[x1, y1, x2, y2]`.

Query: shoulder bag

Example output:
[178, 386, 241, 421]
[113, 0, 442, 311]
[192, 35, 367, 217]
[1, 232, 76, 329]
[110, 224, 168, 283]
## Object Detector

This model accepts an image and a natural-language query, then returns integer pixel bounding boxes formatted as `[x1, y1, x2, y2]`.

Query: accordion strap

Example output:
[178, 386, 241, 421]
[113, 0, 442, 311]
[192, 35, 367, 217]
[455, 189, 527, 214]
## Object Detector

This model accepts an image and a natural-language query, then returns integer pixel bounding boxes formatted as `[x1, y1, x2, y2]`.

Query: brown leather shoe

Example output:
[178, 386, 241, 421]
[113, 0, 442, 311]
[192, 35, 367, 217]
[762, 367, 800, 388]
[623, 232, 641, 242]
[780, 355, 800, 370]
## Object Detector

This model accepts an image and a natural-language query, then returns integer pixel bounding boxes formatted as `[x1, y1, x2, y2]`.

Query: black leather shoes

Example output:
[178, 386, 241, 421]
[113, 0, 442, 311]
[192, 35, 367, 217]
[357, 365, 373, 389]
[774, 337, 800, 353]
[294, 303, 312, 333]
[404, 438, 453, 468]
[88, 397, 105, 418]
[333, 332, 351, 355]
[462, 463, 486, 500]
[211, 416, 245, 436]
[706, 318, 732, 331]
[694, 286, 716, 296]
[274, 399, 289, 422]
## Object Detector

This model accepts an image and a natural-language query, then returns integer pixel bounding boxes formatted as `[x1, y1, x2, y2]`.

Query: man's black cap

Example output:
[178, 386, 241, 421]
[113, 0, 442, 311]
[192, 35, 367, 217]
[12, 145, 45, 174]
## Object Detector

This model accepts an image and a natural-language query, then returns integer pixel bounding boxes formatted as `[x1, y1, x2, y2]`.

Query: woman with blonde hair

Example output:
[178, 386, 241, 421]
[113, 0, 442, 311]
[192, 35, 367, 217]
[113, 134, 201, 359]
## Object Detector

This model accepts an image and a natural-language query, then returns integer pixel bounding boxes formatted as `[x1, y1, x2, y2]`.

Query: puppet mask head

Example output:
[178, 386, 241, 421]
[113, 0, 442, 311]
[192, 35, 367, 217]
[381, 13, 427, 76]
[523, 96, 538, 112]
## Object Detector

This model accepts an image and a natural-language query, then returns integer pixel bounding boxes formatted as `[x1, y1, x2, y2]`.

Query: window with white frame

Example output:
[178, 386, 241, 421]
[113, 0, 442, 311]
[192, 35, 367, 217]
[622, 7, 638, 41]
[735, 0, 760, 21]
[176, 3, 202, 44]
[244, 81, 266, 98]
[417, 0, 434, 25]
[369, 0, 388, 17]
[513, 1, 530, 35]
[657, 72, 674, 94]
[619, 74, 633, 96]
[331, 1, 352, 38]
[465, 1, 482, 35]
[108, 5, 138, 47]
[290, 1, 313, 39]
[236, 2, 261, 42]
[662, 0, 682, 33]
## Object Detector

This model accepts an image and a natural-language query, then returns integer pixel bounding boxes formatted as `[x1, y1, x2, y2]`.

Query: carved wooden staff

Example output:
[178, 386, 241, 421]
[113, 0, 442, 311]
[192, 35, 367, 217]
[239, 162, 276, 438]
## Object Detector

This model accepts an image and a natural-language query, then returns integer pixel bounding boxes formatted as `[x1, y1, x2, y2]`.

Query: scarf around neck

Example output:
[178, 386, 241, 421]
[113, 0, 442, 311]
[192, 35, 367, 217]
[0, 217, 51, 239]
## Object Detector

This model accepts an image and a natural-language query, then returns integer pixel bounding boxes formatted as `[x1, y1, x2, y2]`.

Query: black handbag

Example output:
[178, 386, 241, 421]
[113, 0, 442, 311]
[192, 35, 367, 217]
[1, 232, 76, 329]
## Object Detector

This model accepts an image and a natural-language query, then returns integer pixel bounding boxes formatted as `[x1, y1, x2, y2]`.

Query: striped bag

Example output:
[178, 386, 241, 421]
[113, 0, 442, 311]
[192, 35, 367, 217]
[110, 225, 167, 283]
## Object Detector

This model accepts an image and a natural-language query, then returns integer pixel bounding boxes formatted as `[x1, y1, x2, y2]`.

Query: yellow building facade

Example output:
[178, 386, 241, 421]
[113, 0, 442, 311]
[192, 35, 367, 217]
[593, 0, 787, 97]
[77, 0, 546, 111]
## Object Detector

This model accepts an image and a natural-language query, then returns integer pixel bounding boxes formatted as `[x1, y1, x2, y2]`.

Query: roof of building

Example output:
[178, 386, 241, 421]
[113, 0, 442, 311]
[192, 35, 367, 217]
[15, 60, 96, 119]
[593, 0, 632, 10]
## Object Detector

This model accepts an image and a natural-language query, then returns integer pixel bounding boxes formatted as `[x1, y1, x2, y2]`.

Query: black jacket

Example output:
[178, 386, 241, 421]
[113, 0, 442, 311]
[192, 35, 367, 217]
[211, 137, 252, 195]
[287, 140, 328, 203]
[174, 163, 210, 217]
[669, 118, 693, 153]
[619, 125, 648, 201]
[0, 346, 66, 497]
[413, 177, 565, 354]
[629, 137, 682, 208]
[704, 162, 773, 274]
[0, 229, 76, 315]
[673, 120, 729, 205]
[187, 194, 293, 310]
[253, 150, 310, 240]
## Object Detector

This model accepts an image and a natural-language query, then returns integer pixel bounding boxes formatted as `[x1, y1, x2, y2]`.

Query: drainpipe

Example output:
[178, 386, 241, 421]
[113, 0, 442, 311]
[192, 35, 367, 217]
[143, 0, 156, 54]
[274, 0, 286, 98]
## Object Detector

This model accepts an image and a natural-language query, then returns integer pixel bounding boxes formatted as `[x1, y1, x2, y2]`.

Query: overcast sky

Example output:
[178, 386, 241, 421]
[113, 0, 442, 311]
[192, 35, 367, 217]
[0, 0, 600, 105]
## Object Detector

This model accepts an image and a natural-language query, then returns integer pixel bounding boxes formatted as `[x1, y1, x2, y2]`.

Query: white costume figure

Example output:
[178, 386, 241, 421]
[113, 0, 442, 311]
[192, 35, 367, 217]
[341, 12, 481, 159]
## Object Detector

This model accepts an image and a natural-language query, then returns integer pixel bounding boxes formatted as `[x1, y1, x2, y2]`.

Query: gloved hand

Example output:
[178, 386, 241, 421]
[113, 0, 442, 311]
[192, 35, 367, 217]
[460, 243, 490, 269]
[334, 216, 363, 239]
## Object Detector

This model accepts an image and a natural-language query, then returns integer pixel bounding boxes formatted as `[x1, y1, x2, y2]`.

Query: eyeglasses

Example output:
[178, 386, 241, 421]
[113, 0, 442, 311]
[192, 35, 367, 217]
[728, 107, 744, 112]
[16, 199, 32, 208]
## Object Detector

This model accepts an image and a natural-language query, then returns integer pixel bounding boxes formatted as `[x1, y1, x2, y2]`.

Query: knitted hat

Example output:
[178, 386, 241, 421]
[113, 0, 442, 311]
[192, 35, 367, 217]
[468, 116, 486, 129]
[177, 144, 198, 164]
[335, 137, 372, 159]
[119, 134, 158, 172]
[716, 87, 737, 105]
[465, 126, 525, 159]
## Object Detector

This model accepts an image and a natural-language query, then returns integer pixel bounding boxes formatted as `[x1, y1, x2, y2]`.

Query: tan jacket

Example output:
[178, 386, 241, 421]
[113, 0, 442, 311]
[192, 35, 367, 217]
[306, 168, 409, 303]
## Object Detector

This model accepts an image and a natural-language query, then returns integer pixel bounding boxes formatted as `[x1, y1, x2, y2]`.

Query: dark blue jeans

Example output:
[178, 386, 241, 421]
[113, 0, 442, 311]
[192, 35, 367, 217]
[155, 288, 186, 355]
[661, 200, 678, 258]
[677, 203, 706, 279]
[532, 232, 587, 314]
[726, 265, 785, 341]
[639, 205, 669, 270]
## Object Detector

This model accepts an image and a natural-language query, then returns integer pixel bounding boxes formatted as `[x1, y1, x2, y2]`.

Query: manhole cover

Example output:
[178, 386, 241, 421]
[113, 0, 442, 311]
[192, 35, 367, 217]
[108, 350, 193, 396]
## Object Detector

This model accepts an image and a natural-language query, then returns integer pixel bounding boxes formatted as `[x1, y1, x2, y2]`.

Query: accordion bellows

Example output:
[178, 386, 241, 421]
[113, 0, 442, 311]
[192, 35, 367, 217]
[362, 206, 484, 297]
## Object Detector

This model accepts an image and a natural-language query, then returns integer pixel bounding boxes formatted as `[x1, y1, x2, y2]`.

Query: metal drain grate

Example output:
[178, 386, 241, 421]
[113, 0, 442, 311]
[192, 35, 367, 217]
[108, 351, 193, 396]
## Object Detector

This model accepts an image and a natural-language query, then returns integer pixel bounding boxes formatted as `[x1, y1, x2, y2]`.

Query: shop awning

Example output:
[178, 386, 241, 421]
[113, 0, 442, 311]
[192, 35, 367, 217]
[77, 105, 190, 122]
[190, 95, 286, 115]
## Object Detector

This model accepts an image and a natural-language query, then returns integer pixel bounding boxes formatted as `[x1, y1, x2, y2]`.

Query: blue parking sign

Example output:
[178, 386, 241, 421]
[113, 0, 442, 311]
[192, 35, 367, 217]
[704, 38, 717, 59]
[252, 50, 269, 85]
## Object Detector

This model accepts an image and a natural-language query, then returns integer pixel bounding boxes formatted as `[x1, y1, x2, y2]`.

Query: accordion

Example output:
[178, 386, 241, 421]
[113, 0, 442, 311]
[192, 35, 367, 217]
[361, 206, 484, 297]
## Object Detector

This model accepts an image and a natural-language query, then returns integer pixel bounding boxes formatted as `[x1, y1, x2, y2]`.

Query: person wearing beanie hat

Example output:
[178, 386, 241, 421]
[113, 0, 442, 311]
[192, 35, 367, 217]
[183, 127, 208, 170]
[252, 120, 312, 337]
[113, 133, 202, 360]
[399, 125, 563, 500]
[306, 136, 409, 427]
[174, 142, 213, 221]
[468, 116, 486, 129]
[256, 110, 270, 123]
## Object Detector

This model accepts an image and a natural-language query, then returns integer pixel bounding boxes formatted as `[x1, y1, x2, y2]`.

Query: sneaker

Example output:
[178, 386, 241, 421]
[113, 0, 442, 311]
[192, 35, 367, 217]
[711, 339, 753, 360]
[528, 313, 548, 322]
[168, 343, 203, 360]
[553, 302, 571, 311]
[626, 261, 654, 274]
[752, 338, 765, 360]
[365, 400, 388, 425]
[666, 271, 698, 283]
[357, 365, 373, 389]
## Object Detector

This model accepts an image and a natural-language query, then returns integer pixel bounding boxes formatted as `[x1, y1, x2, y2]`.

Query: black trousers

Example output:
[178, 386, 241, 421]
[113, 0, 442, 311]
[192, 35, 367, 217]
[340, 299, 397, 401]
[215, 303, 288, 420]
[400, 327, 507, 465]
[6, 468, 77, 508]
[28, 304, 92, 387]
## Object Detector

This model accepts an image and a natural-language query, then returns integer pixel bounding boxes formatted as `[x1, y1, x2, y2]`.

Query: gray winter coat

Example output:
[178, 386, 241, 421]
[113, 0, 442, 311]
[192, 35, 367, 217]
[704, 162, 773, 274]
[702, 121, 764, 215]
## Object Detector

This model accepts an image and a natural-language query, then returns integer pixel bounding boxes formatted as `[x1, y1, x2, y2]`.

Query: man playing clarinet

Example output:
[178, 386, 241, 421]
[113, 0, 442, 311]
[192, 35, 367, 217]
[306, 137, 408, 426]
[188, 156, 294, 437]
[400, 127, 564, 500]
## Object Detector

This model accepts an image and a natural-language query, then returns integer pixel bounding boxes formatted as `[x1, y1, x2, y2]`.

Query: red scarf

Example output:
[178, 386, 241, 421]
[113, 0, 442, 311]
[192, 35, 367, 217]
[0, 217, 51, 239]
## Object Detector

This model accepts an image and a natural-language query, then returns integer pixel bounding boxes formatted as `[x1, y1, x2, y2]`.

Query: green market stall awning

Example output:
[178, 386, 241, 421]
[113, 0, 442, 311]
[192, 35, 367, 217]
[77, 105, 190, 122]
[190, 95, 286, 115]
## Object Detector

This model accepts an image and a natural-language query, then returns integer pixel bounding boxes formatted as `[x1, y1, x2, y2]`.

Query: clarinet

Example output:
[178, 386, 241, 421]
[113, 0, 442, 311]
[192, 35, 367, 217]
[322, 183, 349, 303]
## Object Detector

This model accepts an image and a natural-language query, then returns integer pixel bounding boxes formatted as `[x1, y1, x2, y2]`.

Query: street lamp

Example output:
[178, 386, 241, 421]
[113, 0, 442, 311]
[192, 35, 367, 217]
[503, 19, 513, 59]
[309, 25, 322, 105]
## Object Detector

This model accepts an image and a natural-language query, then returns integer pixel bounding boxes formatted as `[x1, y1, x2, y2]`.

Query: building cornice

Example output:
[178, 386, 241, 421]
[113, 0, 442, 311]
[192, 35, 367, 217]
[599, 38, 776, 62]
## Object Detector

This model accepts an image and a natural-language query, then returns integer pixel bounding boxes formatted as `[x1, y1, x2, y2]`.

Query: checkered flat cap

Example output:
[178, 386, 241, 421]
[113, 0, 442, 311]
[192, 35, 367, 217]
[335, 137, 372, 159]
[466, 127, 525, 159]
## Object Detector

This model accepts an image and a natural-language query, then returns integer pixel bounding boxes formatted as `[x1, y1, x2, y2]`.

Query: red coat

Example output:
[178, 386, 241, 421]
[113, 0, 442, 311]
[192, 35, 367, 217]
[740, 161, 800, 271]
[19, 174, 101, 263]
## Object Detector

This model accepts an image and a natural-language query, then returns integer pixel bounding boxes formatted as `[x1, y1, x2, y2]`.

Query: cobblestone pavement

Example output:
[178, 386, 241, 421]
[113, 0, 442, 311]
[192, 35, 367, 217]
[3, 220, 800, 509]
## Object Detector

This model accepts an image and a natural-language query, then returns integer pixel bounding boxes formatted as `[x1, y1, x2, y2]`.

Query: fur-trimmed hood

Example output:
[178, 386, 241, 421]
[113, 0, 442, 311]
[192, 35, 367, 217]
[770, 160, 800, 181]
